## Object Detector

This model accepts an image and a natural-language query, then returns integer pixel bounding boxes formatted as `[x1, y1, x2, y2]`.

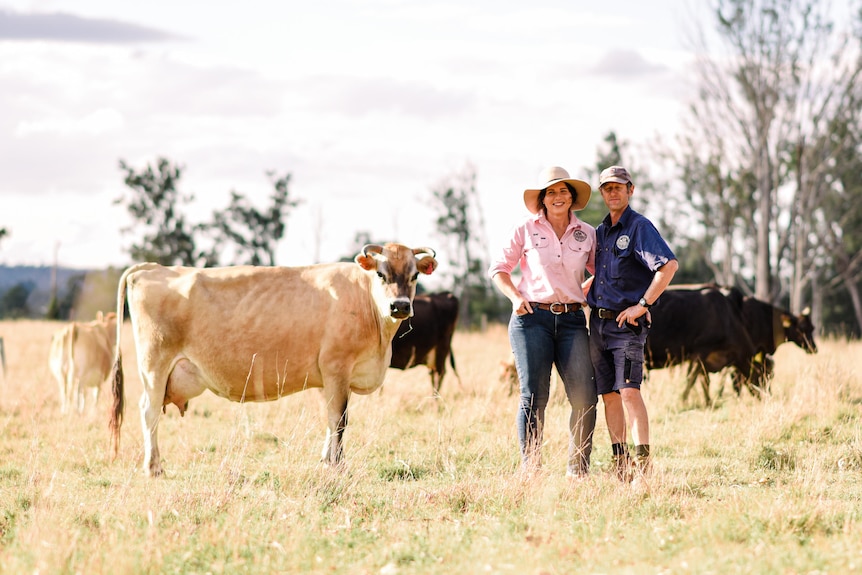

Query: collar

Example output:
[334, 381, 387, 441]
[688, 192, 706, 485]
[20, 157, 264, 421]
[602, 205, 634, 229]
[534, 211, 583, 230]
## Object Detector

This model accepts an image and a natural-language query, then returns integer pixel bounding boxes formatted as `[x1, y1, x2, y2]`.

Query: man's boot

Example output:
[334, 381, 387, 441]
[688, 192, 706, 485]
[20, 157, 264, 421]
[611, 443, 632, 482]
[633, 444, 651, 478]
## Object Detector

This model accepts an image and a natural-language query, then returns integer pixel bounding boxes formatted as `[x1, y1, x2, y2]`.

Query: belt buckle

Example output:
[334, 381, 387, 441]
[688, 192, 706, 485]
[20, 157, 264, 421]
[549, 302, 565, 315]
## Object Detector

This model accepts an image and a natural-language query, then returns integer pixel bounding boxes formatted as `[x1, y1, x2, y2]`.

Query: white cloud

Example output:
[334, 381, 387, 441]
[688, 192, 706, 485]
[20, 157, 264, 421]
[16, 107, 124, 136]
[0, 0, 696, 272]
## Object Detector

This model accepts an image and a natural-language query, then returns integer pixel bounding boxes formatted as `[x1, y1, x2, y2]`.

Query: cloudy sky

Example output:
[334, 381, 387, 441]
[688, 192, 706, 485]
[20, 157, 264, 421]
[1, 0, 698, 276]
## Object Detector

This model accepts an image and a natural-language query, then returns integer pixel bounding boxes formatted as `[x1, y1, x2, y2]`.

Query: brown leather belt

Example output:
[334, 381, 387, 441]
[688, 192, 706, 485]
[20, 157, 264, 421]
[594, 307, 621, 320]
[531, 302, 582, 315]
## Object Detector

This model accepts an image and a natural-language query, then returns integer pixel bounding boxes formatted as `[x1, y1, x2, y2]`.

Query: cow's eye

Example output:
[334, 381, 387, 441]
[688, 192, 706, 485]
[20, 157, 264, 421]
[376, 271, 386, 281]
[411, 272, 419, 282]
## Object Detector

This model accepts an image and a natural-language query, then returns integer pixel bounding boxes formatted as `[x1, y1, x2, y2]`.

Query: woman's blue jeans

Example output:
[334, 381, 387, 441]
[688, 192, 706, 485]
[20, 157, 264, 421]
[508, 307, 597, 474]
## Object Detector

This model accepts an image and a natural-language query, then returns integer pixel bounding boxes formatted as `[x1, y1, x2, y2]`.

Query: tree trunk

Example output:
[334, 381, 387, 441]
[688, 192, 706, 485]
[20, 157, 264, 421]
[755, 146, 772, 301]
[843, 275, 862, 337]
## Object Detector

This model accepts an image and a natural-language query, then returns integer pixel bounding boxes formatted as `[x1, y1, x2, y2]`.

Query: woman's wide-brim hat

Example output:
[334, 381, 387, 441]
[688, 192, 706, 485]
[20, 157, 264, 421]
[523, 166, 592, 213]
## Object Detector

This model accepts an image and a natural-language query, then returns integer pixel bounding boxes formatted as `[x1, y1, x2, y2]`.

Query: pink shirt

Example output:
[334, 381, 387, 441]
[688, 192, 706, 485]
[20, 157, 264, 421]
[488, 212, 596, 304]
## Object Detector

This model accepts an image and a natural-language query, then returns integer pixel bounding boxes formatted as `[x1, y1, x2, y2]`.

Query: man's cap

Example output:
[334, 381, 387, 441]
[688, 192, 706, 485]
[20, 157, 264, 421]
[599, 165, 633, 186]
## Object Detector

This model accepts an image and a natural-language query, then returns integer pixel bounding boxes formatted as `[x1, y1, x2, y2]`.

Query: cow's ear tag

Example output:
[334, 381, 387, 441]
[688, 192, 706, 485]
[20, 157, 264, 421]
[355, 254, 377, 271]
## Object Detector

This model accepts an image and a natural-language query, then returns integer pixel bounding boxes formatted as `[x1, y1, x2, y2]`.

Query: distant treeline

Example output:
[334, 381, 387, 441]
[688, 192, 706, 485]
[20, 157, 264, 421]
[0, 265, 120, 321]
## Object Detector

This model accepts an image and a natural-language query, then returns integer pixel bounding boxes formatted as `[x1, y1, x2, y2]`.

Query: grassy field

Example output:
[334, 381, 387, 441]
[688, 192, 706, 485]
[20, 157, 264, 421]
[0, 319, 860, 574]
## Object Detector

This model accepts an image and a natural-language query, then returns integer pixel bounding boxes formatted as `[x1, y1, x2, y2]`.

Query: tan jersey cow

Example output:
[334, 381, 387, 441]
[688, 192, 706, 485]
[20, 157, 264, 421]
[109, 243, 437, 477]
[49, 311, 118, 414]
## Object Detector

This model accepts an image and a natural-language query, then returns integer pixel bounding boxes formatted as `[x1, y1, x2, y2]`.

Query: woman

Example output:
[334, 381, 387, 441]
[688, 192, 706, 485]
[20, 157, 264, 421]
[488, 166, 597, 477]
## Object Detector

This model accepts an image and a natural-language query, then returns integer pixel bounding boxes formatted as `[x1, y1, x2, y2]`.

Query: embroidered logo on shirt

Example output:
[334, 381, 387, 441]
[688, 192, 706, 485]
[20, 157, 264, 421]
[616, 235, 631, 250]
[573, 230, 587, 242]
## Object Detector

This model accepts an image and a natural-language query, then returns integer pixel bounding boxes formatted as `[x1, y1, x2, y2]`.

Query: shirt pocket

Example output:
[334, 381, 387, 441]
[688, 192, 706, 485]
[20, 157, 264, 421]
[564, 234, 591, 270]
[525, 233, 554, 267]
[566, 234, 591, 254]
[610, 237, 634, 279]
[529, 233, 550, 250]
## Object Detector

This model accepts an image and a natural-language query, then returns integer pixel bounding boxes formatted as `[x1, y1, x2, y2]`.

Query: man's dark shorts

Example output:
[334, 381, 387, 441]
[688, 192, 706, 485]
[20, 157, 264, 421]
[589, 312, 649, 396]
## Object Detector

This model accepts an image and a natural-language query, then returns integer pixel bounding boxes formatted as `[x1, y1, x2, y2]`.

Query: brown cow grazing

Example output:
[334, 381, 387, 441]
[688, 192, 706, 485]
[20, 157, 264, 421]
[49, 311, 118, 414]
[389, 291, 461, 395]
[109, 244, 437, 477]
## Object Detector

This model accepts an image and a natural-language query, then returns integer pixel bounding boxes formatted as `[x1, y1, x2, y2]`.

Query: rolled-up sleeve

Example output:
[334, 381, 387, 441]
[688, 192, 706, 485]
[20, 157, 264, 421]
[488, 224, 525, 279]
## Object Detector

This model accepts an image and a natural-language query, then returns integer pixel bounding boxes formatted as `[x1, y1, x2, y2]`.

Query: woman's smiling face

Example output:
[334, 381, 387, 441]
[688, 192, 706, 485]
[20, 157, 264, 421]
[542, 182, 573, 213]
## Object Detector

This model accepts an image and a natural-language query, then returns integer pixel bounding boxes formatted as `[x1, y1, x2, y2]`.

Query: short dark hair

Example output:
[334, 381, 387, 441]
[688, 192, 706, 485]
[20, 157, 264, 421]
[537, 183, 578, 213]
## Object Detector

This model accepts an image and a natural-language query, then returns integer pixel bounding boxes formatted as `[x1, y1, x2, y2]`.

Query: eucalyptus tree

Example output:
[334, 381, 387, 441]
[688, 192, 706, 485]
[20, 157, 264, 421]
[201, 171, 301, 266]
[429, 163, 492, 327]
[810, 111, 862, 334]
[117, 159, 300, 268]
[116, 157, 198, 266]
[683, 0, 862, 307]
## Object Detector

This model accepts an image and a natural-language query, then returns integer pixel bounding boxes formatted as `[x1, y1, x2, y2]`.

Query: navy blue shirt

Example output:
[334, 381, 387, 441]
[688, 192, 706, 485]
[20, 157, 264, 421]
[587, 206, 676, 311]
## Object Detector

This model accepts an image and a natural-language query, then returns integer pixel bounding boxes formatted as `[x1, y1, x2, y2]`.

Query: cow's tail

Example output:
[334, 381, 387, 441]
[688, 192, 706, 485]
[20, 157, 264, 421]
[109, 265, 134, 458]
[448, 350, 464, 388]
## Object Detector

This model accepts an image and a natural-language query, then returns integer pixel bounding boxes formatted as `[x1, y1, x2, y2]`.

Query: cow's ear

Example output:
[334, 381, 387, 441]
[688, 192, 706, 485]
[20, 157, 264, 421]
[417, 256, 437, 275]
[801, 306, 811, 317]
[355, 253, 378, 271]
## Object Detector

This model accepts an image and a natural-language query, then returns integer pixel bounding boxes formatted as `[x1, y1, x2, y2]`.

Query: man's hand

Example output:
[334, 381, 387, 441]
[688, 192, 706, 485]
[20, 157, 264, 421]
[616, 304, 648, 328]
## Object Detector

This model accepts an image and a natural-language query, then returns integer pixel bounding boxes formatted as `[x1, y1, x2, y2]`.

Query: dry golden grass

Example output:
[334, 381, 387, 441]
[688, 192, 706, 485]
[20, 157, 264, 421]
[0, 319, 860, 574]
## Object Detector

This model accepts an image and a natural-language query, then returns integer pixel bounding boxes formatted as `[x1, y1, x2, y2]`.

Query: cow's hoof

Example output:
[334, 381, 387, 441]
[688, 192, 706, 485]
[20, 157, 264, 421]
[320, 458, 345, 471]
[145, 463, 165, 478]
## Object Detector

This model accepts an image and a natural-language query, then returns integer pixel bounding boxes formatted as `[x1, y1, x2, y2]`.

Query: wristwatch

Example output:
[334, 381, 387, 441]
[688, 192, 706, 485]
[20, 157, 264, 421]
[638, 297, 652, 309]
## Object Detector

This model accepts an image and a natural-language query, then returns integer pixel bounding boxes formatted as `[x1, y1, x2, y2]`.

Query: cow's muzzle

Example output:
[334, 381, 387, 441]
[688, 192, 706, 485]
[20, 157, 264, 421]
[390, 300, 412, 319]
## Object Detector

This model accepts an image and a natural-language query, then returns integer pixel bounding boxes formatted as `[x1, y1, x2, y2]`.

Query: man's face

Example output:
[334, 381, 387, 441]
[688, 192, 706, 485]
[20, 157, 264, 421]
[599, 182, 632, 211]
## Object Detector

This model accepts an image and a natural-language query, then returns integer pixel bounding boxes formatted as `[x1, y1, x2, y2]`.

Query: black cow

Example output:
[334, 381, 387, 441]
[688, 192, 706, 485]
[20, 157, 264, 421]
[645, 285, 759, 406]
[646, 284, 817, 405]
[389, 291, 461, 395]
[730, 292, 817, 395]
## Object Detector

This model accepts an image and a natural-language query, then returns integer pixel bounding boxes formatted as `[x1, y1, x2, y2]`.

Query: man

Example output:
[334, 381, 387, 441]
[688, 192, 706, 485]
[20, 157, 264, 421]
[586, 166, 678, 482]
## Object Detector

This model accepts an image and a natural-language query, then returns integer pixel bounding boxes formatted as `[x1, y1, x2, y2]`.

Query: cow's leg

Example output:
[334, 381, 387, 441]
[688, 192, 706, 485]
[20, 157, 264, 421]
[430, 369, 443, 397]
[75, 375, 93, 414]
[138, 364, 167, 477]
[66, 373, 79, 415]
[321, 386, 350, 466]
[732, 369, 744, 395]
[746, 366, 765, 399]
[76, 383, 87, 414]
[681, 362, 698, 402]
[89, 386, 100, 413]
[432, 348, 446, 396]
[682, 361, 712, 406]
[59, 375, 70, 414]
[699, 367, 712, 407]
[138, 381, 164, 477]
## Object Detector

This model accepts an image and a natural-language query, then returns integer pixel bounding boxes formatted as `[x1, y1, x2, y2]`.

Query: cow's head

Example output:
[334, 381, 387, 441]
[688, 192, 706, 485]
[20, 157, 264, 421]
[355, 243, 437, 320]
[782, 307, 817, 354]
